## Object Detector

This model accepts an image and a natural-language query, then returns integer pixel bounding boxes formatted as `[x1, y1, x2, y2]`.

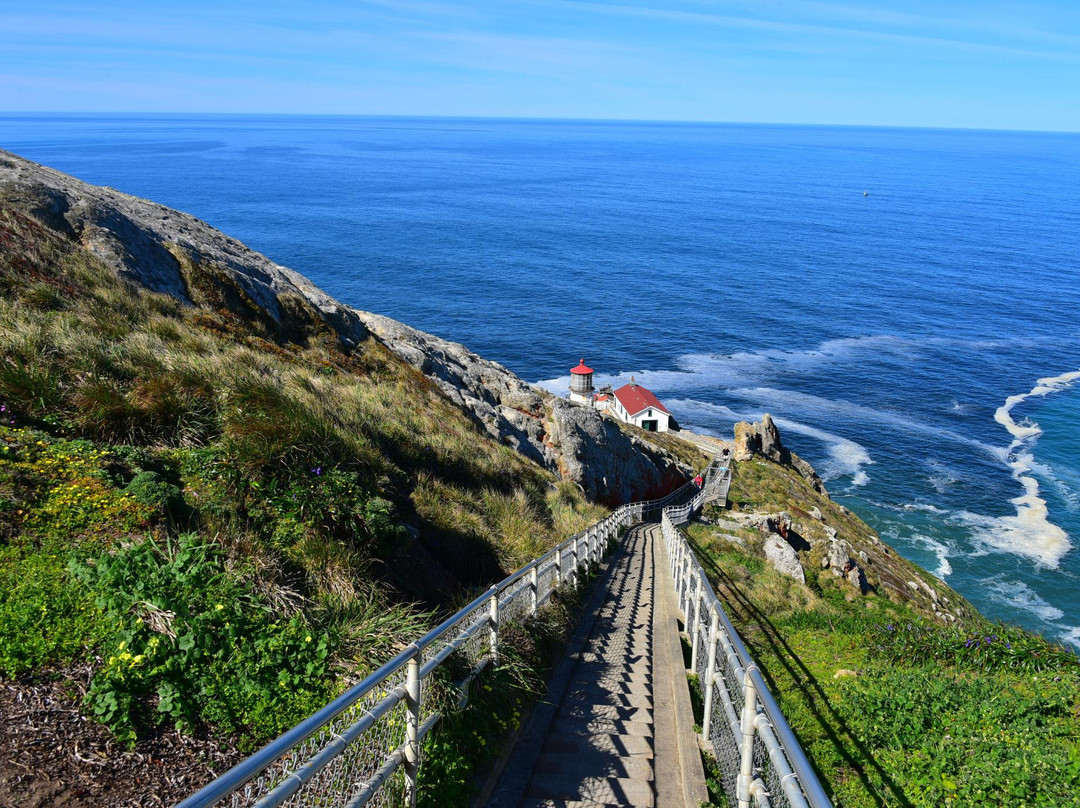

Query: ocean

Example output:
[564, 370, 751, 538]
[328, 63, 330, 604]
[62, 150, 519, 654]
[3, 114, 1079, 646]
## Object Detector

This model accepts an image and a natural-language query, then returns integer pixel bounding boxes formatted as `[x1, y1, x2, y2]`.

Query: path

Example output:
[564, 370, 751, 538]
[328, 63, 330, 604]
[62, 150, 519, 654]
[485, 523, 706, 808]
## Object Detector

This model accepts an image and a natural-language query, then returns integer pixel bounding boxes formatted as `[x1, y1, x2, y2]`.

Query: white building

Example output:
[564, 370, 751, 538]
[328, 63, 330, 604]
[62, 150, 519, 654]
[606, 377, 673, 433]
[569, 359, 674, 433]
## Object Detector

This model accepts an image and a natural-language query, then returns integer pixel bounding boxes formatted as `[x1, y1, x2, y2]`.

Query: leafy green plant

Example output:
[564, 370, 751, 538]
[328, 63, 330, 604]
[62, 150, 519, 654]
[72, 534, 333, 748]
[0, 539, 107, 676]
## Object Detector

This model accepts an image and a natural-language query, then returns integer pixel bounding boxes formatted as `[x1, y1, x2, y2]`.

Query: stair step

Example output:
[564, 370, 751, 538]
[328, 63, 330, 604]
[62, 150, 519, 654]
[542, 731, 654, 757]
[533, 752, 654, 781]
[525, 775, 655, 807]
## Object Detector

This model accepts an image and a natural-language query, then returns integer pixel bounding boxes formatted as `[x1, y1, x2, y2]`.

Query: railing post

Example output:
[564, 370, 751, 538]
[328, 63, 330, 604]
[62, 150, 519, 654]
[488, 586, 499, 664]
[671, 526, 679, 575]
[738, 670, 758, 808]
[701, 608, 719, 743]
[404, 649, 421, 808]
[690, 579, 703, 673]
[529, 565, 538, 616]
[680, 560, 693, 620]
[554, 546, 562, 586]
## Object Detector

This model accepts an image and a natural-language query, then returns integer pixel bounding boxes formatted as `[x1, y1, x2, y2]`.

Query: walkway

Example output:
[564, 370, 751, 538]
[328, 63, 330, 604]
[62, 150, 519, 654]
[485, 523, 706, 808]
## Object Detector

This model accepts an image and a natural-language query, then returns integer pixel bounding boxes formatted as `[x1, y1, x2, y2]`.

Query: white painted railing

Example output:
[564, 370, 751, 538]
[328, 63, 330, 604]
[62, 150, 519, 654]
[663, 479, 833, 808]
[178, 471, 709, 808]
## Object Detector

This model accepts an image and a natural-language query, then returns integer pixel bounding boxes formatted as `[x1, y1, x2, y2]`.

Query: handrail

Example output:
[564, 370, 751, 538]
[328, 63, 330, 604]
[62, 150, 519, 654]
[660, 467, 834, 808]
[178, 450, 829, 808]
[178, 468, 709, 808]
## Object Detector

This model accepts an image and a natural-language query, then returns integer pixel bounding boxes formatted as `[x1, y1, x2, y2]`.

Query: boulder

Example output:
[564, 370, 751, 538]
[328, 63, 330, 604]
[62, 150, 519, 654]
[764, 536, 805, 583]
[822, 537, 852, 575]
[846, 564, 868, 595]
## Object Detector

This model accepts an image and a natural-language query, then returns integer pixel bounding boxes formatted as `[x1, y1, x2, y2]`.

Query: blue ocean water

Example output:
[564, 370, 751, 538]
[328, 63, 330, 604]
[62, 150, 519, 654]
[3, 114, 1079, 646]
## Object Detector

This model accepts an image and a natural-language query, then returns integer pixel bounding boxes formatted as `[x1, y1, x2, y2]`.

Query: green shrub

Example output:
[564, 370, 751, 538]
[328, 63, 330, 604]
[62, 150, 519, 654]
[72, 534, 333, 748]
[125, 470, 185, 521]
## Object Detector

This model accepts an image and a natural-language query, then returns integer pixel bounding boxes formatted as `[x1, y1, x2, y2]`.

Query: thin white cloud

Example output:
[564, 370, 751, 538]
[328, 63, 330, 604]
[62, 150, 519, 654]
[535, 0, 1080, 61]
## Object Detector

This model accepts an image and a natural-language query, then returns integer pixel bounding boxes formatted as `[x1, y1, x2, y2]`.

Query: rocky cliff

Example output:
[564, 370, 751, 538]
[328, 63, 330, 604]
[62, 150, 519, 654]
[0, 149, 688, 502]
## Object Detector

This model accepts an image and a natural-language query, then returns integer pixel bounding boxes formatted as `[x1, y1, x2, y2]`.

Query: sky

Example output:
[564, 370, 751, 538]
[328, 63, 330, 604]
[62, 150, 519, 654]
[1, 0, 1079, 130]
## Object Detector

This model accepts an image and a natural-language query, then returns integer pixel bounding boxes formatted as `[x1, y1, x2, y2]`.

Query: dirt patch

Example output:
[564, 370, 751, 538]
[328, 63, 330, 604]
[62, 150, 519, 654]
[0, 665, 245, 808]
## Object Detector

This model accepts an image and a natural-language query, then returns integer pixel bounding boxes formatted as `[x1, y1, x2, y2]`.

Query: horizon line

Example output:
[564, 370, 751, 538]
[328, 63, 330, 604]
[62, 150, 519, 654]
[2, 110, 1078, 136]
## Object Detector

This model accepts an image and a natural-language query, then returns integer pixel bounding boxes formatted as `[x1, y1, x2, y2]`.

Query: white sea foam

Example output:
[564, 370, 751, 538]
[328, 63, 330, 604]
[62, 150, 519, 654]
[1028, 458, 1080, 512]
[925, 458, 962, 494]
[984, 576, 1066, 623]
[963, 369, 1080, 568]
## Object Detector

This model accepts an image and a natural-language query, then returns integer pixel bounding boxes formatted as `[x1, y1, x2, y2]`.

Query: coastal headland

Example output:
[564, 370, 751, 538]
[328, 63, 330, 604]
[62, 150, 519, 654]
[0, 150, 1077, 807]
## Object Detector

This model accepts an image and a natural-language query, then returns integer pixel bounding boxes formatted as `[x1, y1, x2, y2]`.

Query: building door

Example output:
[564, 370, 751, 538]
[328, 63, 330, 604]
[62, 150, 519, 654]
[642, 420, 658, 432]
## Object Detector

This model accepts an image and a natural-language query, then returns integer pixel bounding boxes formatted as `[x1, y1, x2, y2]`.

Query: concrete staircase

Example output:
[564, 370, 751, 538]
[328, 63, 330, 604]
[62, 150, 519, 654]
[485, 524, 706, 808]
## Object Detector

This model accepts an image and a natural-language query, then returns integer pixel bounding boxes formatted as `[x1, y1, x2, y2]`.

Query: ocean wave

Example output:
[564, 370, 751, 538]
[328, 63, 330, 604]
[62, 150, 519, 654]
[731, 386, 1004, 460]
[536, 334, 949, 401]
[1058, 625, 1080, 651]
[878, 524, 954, 577]
[926, 457, 962, 494]
[984, 576, 1066, 623]
[770, 416, 874, 485]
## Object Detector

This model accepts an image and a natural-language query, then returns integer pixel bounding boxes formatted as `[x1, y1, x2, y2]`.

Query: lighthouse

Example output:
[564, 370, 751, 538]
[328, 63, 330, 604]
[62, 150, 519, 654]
[569, 358, 594, 404]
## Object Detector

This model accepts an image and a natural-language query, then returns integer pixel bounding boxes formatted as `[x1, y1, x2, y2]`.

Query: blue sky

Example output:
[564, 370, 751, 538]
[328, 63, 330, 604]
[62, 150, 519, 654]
[2, 0, 1079, 130]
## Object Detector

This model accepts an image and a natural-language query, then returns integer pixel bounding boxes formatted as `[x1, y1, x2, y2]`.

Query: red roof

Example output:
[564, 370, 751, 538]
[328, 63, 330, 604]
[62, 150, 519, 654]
[570, 358, 593, 375]
[613, 382, 669, 417]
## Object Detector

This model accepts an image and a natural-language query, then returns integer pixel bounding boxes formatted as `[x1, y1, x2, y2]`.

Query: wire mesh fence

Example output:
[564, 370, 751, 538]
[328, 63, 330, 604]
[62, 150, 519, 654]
[662, 486, 834, 808]
[178, 495, 654, 808]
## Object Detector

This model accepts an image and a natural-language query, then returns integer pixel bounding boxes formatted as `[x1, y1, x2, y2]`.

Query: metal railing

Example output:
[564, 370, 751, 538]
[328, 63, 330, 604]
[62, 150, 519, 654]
[178, 467, 715, 808]
[178, 451, 824, 808]
[662, 477, 833, 808]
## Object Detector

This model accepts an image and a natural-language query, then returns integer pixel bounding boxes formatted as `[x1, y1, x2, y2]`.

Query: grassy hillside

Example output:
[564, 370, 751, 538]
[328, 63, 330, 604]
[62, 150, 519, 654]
[0, 202, 608, 761]
[690, 457, 1080, 807]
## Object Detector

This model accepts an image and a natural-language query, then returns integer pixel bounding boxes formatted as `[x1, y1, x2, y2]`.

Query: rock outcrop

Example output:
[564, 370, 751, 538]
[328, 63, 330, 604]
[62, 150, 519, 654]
[733, 414, 827, 495]
[0, 149, 688, 502]
[707, 417, 970, 623]
[357, 311, 689, 503]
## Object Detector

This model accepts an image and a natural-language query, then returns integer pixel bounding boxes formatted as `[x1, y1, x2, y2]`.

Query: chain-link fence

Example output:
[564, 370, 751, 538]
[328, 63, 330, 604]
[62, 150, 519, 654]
[662, 477, 834, 808]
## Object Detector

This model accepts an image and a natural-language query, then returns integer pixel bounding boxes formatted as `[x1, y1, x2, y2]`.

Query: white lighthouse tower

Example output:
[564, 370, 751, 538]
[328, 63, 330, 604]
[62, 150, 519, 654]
[569, 358, 595, 404]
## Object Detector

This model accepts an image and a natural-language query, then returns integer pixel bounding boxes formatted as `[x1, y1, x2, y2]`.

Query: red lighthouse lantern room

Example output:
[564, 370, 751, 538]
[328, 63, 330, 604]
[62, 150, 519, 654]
[569, 358, 594, 403]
